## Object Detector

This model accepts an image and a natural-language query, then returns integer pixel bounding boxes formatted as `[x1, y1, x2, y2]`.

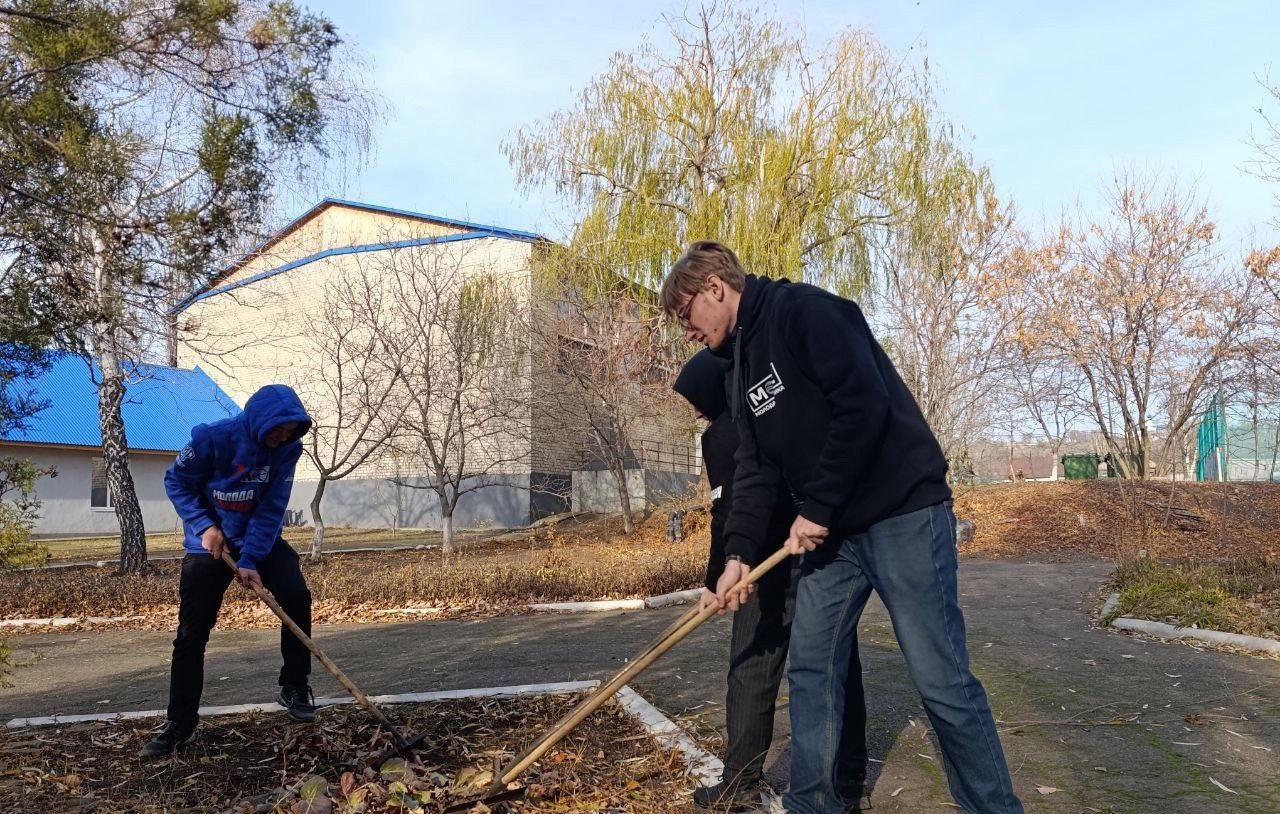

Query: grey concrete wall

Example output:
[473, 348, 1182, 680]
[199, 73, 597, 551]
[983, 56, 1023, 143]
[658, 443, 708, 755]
[287, 473, 534, 530]
[3, 445, 182, 536]
[644, 470, 699, 504]
[570, 469, 696, 513]
[572, 469, 644, 514]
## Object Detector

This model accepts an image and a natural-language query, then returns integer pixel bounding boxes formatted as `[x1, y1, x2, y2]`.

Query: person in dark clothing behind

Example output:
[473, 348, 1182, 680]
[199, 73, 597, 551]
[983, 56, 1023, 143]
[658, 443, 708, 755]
[141, 384, 315, 759]
[662, 242, 1024, 814]
[674, 349, 870, 812]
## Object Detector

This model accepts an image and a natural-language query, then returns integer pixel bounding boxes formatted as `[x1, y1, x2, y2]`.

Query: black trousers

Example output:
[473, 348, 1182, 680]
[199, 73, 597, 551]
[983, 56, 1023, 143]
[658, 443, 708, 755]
[724, 560, 868, 793]
[166, 539, 312, 728]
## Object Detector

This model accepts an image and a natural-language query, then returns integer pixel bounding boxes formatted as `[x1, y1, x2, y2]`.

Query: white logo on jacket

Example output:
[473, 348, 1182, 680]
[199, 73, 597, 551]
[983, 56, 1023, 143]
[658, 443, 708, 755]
[244, 466, 270, 483]
[746, 363, 785, 417]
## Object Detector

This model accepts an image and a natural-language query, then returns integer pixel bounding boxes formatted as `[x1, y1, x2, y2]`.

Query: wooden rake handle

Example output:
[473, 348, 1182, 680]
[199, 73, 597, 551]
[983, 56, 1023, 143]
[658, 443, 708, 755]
[220, 551, 408, 749]
[495, 545, 793, 787]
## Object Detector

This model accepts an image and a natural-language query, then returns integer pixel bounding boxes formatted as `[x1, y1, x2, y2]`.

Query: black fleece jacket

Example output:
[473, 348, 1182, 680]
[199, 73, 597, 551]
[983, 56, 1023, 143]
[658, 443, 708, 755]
[674, 350, 795, 589]
[719, 275, 951, 564]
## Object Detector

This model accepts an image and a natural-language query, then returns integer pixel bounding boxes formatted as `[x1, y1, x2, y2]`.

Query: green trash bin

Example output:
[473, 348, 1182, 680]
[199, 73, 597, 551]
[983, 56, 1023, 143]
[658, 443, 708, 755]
[1062, 453, 1100, 480]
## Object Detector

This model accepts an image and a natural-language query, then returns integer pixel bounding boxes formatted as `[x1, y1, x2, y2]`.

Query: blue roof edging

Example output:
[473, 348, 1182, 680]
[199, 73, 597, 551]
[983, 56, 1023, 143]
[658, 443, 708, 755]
[0, 350, 241, 452]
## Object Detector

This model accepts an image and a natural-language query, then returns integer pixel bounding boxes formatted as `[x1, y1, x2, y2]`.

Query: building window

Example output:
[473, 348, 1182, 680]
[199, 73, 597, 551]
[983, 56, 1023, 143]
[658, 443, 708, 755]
[91, 458, 113, 509]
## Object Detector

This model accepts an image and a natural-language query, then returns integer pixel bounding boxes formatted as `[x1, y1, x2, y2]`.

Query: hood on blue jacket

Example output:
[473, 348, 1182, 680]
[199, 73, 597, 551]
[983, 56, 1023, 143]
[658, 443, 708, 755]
[674, 349, 730, 421]
[242, 385, 312, 445]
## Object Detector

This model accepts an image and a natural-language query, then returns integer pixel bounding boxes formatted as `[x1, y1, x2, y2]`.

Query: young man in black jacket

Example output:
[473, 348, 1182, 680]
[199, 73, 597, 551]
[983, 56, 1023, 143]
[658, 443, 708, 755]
[673, 350, 869, 811]
[662, 243, 1023, 814]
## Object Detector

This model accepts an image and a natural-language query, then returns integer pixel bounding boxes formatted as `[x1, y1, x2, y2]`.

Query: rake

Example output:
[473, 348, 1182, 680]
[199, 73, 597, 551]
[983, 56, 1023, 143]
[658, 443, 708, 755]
[218, 551, 426, 761]
[442, 545, 793, 812]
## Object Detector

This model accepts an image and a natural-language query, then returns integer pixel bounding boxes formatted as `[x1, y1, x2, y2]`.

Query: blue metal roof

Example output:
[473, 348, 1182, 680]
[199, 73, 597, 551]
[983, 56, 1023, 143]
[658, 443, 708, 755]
[176, 230, 513, 311]
[319, 198, 544, 241]
[1, 351, 240, 452]
[174, 198, 546, 313]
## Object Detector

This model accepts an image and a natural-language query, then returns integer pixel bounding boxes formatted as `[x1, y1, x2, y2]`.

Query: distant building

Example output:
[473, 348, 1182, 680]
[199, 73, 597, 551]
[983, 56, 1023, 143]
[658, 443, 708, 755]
[173, 198, 698, 530]
[0, 352, 239, 536]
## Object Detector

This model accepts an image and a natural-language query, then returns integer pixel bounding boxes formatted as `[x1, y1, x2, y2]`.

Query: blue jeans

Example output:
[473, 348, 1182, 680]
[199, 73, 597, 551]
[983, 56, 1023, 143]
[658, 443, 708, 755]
[783, 502, 1023, 814]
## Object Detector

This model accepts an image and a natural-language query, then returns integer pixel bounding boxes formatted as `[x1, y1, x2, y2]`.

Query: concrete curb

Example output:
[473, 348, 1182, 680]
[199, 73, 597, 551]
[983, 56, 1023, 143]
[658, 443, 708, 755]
[1099, 591, 1121, 620]
[1110, 617, 1280, 656]
[529, 598, 646, 613]
[0, 614, 146, 629]
[615, 687, 780, 812]
[0, 588, 703, 629]
[5, 680, 601, 729]
[645, 588, 704, 609]
[1102, 591, 1280, 656]
[529, 587, 702, 614]
[0, 586, 701, 629]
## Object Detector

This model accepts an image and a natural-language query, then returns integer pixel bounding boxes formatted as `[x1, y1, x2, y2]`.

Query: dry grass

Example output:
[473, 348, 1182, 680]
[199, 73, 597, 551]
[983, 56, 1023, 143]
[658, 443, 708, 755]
[954, 480, 1280, 559]
[0, 510, 708, 628]
[34, 526, 490, 564]
[1108, 555, 1280, 638]
[0, 693, 700, 813]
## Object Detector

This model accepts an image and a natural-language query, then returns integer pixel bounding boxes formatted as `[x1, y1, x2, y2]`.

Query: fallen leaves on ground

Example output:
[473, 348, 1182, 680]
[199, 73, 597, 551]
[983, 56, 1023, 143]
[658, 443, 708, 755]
[954, 480, 1280, 560]
[0, 694, 699, 813]
[0, 511, 708, 632]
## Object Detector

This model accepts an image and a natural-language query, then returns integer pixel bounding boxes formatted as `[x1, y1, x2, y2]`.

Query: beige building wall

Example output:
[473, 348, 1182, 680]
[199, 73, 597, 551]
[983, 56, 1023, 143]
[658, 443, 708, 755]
[215, 205, 468, 291]
[176, 203, 536, 486]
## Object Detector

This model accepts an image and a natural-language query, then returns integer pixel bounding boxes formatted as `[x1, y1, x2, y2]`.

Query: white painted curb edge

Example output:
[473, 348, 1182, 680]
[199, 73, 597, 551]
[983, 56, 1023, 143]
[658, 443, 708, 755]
[615, 686, 781, 812]
[529, 587, 702, 614]
[1103, 591, 1280, 656]
[1099, 591, 1121, 620]
[1110, 617, 1280, 655]
[613, 686, 722, 785]
[0, 614, 146, 629]
[645, 588, 703, 609]
[5, 680, 600, 729]
[529, 598, 646, 613]
[0, 588, 702, 627]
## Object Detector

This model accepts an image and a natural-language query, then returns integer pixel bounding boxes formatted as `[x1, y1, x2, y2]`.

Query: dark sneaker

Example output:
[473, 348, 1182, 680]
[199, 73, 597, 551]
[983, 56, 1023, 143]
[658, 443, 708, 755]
[844, 793, 872, 811]
[693, 779, 760, 810]
[139, 721, 195, 758]
[276, 684, 317, 722]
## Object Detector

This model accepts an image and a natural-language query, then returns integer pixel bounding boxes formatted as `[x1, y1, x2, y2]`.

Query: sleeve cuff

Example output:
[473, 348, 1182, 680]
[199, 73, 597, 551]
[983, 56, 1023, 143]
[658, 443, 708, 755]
[800, 497, 838, 529]
[235, 551, 259, 570]
[723, 532, 759, 566]
[190, 517, 215, 536]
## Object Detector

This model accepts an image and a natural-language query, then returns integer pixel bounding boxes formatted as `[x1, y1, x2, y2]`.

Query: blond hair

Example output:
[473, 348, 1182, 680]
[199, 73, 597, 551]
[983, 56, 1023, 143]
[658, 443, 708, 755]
[660, 241, 746, 314]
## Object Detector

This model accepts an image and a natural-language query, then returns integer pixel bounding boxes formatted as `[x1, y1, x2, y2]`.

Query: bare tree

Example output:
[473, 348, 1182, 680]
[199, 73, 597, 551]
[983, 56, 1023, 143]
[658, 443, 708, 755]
[1009, 172, 1264, 478]
[298, 260, 402, 560]
[873, 186, 1019, 470]
[531, 272, 687, 535]
[365, 242, 530, 555]
[1003, 351, 1087, 480]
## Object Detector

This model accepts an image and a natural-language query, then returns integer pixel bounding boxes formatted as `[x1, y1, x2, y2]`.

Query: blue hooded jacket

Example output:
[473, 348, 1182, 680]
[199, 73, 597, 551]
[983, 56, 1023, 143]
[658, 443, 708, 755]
[165, 384, 312, 569]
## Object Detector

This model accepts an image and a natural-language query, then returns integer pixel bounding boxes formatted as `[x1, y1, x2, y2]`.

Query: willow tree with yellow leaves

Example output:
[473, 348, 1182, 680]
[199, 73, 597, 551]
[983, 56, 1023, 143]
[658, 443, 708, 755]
[506, 2, 978, 298]
[507, 3, 981, 516]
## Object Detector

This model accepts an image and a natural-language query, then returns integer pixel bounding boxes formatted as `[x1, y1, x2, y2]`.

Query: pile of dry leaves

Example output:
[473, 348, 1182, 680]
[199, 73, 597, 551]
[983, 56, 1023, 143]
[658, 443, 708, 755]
[954, 480, 1280, 560]
[0, 694, 700, 813]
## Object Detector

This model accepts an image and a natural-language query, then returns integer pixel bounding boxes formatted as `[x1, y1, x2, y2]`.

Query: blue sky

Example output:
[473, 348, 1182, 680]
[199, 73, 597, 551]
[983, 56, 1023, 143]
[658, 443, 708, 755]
[305, 0, 1280, 248]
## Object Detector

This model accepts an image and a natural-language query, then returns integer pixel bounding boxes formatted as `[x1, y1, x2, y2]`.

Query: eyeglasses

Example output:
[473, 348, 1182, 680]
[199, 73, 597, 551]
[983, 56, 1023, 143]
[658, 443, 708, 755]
[676, 291, 699, 328]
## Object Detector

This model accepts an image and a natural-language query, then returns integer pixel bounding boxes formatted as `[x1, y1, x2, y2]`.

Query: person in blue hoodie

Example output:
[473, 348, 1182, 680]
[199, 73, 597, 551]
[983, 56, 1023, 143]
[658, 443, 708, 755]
[141, 384, 314, 758]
